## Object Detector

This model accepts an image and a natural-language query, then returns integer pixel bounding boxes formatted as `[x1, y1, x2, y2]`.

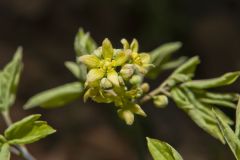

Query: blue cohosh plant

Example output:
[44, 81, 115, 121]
[1, 28, 240, 160]
[78, 38, 152, 125]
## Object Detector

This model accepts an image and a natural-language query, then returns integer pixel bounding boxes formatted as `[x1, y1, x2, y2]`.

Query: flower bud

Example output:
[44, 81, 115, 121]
[130, 104, 146, 117]
[118, 76, 125, 86]
[118, 109, 134, 125]
[141, 83, 150, 93]
[100, 78, 112, 89]
[120, 64, 134, 80]
[130, 75, 142, 85]
[153, 95, 168, 108]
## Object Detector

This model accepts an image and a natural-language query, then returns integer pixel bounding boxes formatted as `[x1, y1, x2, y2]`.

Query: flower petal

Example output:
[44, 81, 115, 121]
[102, 38, 113, 59]
[139, 53, 151, 64]
[135, 64, 148, 74]
[121, 39, 130, 49]
[87, 68, 105, 83]
[107, 69, 119, 86]
[78, 55, 100, 68]
[114, 50, 131, 66]
[130, 39, 139, 52]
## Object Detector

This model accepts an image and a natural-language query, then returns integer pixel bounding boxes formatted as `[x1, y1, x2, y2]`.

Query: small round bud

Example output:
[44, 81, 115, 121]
[120, 64, 134, 80]
[118, 109, 134, 125]
[153, 95, 168, 108]
[130, 75, 142, 85]
[141, 83, 150, 93]
[100, 78, 113, 89]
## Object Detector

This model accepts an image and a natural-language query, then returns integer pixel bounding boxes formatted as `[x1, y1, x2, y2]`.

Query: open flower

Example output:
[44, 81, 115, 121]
[121, 39, 152, 74]
[78, 38, 130, 88]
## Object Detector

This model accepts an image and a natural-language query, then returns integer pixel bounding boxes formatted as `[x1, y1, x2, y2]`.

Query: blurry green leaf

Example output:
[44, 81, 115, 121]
[188, 108, 225, 143]
[171, 56, 200, 78]
[170, 87, 194, 109]
[0, 47, 23, 111]
[235, 98, 240, 138]
[147, 42, 183, 79]
[182, 72, 240, 89]
[214, 110, 240, 160]
[148, 57, 187, 79]
[183, 87, 226, 142]
[166, 73, 191, 88]
[163, 56, 200, 88]
[5, 114, 56, 145]
[160, 56, 187, 71]
[64, 61, 81, 79]
[150, 42, 182, 64]
[199, 98, 236, 109]
[74, 28, 97, 81]
[214, 108, 234, 125]
[74, 28, 97, 56]
[24, 82, 83, 109]
[195, 90, 239, 102]
[0, 143, 10, 160]
[171, 87, 226, 143]
[147, 137, 183, 160]
[78, 64, 87, 82]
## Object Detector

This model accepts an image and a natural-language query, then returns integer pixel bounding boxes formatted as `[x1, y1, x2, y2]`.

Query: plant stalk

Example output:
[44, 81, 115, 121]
[2, 111, 36, 160]
[140, 80, 171, 103]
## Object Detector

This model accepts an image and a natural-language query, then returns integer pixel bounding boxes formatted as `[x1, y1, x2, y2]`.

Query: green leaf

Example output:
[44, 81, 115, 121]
[171, 87, 226, 143]
[0, 143, 10, 160]
[182, 72, 240, 89]
[214, 110, 240, 160]
[235, 98, 240, 138]
[199, 98, 236, 109]
[24, 82, 83, 109]
[164, 56, 200, 88]
[160, 56, 187, 71]
[64, 61, 81, 79]
[166, 73, 191, 88]
[170, 87, 194, 109]
[74, 28, 97, 81]
[78, 64, 87, 82]
[150, 42, 182, 64]
[0, 47, 23, 111]
[147, 137, 183, 160]
[213, 108, 234, 125]
[4, 114, 56, 145]
[74, 28, 97, 56]
[147, 42, 184, 79]
[194, 90, 239, 101]
[172, 56, 200, 77]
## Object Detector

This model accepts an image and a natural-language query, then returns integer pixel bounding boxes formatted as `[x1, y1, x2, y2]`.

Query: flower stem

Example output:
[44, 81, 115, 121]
[1, 111, 36, 160]
[140, 80, 171, 103]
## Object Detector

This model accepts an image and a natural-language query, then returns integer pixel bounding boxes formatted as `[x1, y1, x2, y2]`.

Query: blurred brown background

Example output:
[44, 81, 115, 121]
[0, 0, 240, 159]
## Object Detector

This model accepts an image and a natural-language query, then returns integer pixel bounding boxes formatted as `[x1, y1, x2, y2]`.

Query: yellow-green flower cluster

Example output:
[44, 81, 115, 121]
[78, 38, 152, 125]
